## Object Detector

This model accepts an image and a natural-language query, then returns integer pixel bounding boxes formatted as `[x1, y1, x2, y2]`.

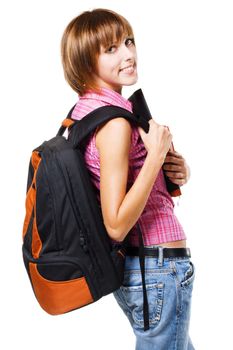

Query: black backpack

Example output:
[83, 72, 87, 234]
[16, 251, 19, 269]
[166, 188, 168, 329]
[22, 88, 181, 331]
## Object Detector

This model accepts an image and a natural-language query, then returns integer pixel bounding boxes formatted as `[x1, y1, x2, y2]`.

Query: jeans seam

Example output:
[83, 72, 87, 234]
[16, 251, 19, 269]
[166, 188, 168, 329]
[170, 260, 181, 317]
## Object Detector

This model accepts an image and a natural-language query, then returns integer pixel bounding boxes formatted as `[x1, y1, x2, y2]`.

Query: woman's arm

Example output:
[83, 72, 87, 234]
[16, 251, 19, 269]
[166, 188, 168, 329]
[96, 117, 164, 242]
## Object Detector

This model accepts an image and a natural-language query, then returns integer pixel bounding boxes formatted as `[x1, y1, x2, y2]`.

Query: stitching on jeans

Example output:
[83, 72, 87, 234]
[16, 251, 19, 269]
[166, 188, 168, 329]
[123, 269, 174, 275]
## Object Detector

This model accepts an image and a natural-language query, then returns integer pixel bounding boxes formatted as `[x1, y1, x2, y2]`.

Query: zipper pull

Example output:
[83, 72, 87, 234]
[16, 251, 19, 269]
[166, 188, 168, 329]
[80, 231, 89, 253]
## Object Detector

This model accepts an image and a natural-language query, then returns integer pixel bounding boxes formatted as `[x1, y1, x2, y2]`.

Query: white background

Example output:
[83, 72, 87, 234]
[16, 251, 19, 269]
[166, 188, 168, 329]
[1, 0, 232, 349]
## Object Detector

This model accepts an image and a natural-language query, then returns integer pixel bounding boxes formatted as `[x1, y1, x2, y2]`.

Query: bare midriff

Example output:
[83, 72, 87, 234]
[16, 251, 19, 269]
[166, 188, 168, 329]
[145, 239, 187, 249]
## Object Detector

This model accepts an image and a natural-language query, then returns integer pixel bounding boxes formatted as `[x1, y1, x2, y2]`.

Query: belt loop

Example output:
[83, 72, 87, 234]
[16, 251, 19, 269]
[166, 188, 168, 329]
[158, 246, 164, 267]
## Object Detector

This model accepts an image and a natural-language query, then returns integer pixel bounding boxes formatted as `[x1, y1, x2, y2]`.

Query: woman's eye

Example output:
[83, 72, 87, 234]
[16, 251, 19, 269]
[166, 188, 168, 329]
[106, 38, 135, 53]
[126, 37, 135, 45]
[107, 45, 116, 53]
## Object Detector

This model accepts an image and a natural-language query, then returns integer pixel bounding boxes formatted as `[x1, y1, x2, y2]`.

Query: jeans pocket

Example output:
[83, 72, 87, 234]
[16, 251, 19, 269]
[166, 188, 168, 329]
[180, 260, 195, 288]
[119, 280, 165, 329]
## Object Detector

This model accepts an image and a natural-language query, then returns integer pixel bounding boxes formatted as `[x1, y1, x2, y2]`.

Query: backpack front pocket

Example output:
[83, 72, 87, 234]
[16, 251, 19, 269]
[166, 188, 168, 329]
[29, 260, 94, 315]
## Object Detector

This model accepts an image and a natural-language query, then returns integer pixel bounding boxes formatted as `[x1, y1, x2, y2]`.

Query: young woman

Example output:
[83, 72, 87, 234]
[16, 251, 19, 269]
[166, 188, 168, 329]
[61, 8, 195, 350]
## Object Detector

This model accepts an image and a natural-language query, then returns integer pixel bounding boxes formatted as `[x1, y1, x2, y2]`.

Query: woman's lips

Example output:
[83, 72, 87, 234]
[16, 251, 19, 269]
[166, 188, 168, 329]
[119, 64, 136, 74]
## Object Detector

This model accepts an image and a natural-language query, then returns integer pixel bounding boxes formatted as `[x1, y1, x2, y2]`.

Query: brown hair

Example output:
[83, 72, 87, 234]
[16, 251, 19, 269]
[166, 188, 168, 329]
[60, 8, 135, 96]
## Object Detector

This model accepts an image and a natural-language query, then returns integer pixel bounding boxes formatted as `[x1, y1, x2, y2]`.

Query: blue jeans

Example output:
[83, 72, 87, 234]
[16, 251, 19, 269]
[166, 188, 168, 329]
[113, 248, 196, 350]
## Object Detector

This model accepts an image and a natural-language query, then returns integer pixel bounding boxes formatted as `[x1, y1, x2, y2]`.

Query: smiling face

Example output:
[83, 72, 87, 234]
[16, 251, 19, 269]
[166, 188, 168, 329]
[92, 35, 138, 94]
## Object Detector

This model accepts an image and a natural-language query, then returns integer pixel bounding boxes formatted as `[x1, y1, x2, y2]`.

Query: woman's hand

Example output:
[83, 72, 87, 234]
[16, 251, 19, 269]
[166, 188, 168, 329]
[162, 150, 191, 186]
[137, 119, 173, 162]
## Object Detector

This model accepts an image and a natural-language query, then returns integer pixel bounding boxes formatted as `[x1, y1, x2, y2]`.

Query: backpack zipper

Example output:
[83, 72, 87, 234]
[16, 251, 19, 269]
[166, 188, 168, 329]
[54, 151, 104, 278]
[24, 245, 90, 271]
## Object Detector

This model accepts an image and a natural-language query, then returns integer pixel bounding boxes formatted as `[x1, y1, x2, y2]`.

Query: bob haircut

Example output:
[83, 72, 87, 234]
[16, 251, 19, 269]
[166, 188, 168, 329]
[60, 8, 135, 96]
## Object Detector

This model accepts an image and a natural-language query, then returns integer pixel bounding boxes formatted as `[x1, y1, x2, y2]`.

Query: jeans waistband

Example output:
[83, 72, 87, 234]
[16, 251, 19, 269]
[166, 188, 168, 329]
[124, 246, 190, 268]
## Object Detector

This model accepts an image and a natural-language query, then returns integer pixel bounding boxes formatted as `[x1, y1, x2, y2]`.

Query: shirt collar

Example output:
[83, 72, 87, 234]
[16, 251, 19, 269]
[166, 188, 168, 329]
[79, 87, 133, 112]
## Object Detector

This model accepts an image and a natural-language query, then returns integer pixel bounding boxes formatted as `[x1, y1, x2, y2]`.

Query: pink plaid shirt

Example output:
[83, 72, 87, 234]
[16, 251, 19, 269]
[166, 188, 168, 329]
[71, 87, 187, 246]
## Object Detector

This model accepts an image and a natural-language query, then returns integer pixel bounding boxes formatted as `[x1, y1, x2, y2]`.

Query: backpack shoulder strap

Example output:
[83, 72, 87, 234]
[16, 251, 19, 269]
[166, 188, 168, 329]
[57, 88, 152, 139]
[71, 105, 149, 149]
[56, 103, 77, 137]
[128, 88, 152, 122]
